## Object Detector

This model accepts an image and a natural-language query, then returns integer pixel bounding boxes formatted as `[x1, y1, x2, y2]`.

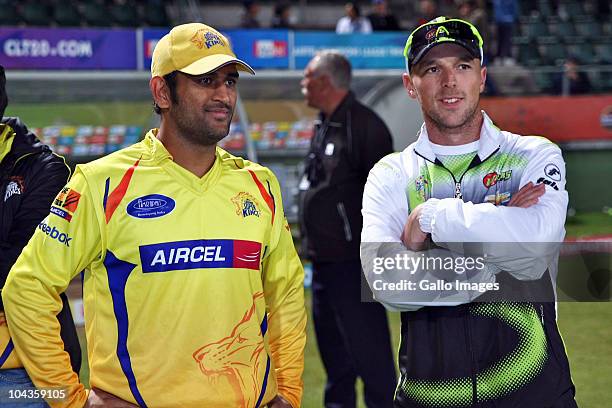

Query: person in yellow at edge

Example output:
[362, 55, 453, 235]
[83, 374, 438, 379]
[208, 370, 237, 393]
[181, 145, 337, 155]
[2, 23, 307, 408]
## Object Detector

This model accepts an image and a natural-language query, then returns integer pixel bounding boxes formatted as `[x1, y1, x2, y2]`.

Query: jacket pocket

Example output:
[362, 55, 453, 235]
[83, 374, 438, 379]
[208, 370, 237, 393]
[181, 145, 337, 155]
[336, 202, 353, 242]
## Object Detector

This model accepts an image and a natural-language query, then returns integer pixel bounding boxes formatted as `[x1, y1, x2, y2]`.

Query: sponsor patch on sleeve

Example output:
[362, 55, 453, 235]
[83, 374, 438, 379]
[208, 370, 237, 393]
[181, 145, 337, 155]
[51, 187, 81, 222]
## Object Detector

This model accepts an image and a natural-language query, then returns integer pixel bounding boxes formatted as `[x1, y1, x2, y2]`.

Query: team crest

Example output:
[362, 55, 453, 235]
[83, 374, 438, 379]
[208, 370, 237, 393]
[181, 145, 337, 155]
[415, 175, 430, 201]
[50, 186, 81, 222]
[231, 192, 260, 218]
[485, 191, 512, 205]
[4, 176, 24, 202]
[190, 29, 225, 50]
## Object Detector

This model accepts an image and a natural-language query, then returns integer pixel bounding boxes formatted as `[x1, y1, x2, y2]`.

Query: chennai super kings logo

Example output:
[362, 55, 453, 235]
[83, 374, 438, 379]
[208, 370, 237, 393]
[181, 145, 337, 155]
[231, 192, 260, 218]
[190, 29, 225, 49]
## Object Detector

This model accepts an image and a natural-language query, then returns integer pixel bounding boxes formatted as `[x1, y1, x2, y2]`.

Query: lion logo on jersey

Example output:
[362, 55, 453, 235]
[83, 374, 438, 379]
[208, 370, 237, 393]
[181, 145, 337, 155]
[231, 192, 261, 218]
[193, 292, 267, 408]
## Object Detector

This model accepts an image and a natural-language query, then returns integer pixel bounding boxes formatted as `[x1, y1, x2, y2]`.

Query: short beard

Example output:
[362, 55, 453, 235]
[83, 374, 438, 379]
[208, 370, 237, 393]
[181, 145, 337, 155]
[426, 98, 480, 134]
[170, 98, 232, 147]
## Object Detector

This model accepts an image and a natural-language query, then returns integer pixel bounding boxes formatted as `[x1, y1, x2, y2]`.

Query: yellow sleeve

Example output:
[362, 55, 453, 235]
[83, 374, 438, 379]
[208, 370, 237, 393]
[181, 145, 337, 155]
[2, 167, 102, 408]
[262, 175, 307, 408]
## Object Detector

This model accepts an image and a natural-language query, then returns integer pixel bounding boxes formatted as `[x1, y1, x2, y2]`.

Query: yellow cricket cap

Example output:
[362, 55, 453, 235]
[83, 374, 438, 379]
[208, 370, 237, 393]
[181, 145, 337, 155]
[151, 23, 255, 77]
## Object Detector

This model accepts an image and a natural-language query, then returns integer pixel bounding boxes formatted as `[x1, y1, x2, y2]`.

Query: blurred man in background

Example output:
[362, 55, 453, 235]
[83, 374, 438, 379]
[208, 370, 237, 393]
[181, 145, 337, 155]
[367, 0, 401, 31]
[300, 51, 396, 408]
[0, 65, 80, 406]
[336, 3, 373, 34]
[3, 24, 306, 408]
[553, 56, 592, 95]
[271, 2, 294, 29]
[414, 0, 438, 28]
[241, 0, 261, 28]
[493, 0, 518, 65]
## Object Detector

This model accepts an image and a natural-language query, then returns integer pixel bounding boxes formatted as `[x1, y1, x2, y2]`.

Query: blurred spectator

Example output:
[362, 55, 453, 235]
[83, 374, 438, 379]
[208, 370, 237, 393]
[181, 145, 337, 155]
[271, 2, 293, 29]
[457, 0, 491, 61]
[415, 0, 438, 28]
[367, 0, 401, 31]
[493, 0, 518, 65]
[241, 0, 261, 28]
[336, 3, 373, 34]
[553, 57, 592, 95]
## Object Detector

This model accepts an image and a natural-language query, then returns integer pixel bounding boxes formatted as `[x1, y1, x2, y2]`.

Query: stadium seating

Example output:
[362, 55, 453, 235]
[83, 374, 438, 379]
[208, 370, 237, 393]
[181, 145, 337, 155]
[109, 1, 139, 27]
[537, 36, 567, 65]
[81, 0, 112, 27]
[143, 2, 169, 27]
[54, 2, 83, 27]
[20, 1, 50, 26]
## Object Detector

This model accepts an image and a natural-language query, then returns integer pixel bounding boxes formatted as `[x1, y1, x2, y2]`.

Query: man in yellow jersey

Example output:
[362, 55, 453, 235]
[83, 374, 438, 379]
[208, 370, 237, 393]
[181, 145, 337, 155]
[2, 23, 307, 408]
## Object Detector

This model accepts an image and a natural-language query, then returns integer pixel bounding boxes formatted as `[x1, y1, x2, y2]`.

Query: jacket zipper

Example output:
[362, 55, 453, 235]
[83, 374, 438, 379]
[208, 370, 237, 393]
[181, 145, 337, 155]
[415, 148, 500, 199]
[464, 309, 478, 406]
[336, 202, 353, 242]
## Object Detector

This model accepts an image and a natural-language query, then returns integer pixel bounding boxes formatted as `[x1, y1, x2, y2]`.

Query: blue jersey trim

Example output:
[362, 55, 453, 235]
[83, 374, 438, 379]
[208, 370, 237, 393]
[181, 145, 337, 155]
[104, 250, 147, 408]
[260, 314, 268, 337]
[103, 177, 110, 211]
[0, 339, 14, 368]
[254, 355, 271, 408]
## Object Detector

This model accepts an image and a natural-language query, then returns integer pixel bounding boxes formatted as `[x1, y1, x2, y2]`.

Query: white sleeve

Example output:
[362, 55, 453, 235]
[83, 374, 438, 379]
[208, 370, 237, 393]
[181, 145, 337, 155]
[336, 18, 348, 34]
[362, 18, 373, 33]
[361, 159, 498, 311]
[427, 143, 568, 279]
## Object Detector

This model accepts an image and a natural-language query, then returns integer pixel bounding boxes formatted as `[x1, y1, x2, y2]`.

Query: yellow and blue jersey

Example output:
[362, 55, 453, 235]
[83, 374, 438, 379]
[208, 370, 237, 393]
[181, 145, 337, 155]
[2, 131, 307, 408]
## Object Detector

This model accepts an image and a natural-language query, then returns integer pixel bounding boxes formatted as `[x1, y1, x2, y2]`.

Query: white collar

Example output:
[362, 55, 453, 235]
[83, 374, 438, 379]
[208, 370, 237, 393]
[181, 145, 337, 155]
[413, 111, 503, 162]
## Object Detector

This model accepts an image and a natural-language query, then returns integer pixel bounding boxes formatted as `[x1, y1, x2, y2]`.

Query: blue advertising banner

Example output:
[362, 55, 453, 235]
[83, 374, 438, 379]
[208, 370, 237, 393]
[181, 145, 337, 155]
[223, 29, 289, 69]
[142, 28, 169, 71]
[141, 28, 289, 71]
[0, 28, 137, 70]
[293, 32, 407, 69]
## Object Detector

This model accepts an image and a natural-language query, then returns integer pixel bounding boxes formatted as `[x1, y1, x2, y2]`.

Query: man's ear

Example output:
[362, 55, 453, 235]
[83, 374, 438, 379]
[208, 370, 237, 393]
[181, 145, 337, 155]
[150, 76, 172, 111]
[403, 73, 417, 100]
[480, 66, 487, 93]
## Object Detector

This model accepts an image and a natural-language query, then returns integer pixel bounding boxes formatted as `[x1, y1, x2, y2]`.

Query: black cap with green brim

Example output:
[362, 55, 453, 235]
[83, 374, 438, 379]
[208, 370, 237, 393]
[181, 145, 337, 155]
[404, 17, 484, 73]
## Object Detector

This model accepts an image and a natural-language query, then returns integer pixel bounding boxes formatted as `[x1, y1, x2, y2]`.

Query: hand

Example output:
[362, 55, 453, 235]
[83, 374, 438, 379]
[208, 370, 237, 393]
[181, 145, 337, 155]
[267, 394, 293, 408]
[401, 204, 428, 251]
[85, 388, 138, 408]
[507, 182, 545, 208]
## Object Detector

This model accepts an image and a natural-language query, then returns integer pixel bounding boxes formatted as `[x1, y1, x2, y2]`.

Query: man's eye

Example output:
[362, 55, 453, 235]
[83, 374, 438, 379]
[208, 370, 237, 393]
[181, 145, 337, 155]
[458, 64, 471, 70]
[426, 67, 438, 73]
[226, 79, 237, 87]
[198, 77, 213, 85]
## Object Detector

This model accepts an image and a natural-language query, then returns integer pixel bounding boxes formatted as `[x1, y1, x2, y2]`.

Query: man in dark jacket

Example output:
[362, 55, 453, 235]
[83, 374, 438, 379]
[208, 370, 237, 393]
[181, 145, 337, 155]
[299, 51, 396, 408]
[0, 65, 81, 398]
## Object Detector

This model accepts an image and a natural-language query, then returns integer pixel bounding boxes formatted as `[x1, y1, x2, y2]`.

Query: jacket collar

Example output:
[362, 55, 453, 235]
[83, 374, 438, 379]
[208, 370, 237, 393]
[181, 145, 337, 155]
[413, 111, 503, 162]
[0, 117, 47, 163]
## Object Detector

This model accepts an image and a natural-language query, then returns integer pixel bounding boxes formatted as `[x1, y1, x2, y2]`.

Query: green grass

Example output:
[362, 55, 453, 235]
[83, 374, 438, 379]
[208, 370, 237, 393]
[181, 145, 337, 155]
[565, 212, 612, 238]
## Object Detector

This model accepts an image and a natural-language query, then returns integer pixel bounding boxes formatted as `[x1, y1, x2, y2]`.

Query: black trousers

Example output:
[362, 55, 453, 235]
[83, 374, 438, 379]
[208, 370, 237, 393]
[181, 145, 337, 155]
[312, 260, 397, 408]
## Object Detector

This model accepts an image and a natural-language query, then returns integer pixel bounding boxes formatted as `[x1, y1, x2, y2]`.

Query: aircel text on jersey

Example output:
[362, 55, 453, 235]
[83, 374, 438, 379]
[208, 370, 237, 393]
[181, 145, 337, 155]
[150, 246, 225, 266]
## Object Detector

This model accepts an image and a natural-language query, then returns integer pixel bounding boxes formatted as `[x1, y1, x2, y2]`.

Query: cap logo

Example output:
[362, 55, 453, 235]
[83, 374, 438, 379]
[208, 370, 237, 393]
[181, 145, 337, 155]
[435, 26, 450, 39]
[425, 28, 437, 41]
[190, 29, 225, 50]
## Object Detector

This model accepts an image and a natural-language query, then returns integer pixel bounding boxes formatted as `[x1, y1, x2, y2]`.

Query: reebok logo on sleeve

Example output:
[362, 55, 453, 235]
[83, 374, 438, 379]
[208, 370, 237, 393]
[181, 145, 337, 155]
[38, 221, 72, 247]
